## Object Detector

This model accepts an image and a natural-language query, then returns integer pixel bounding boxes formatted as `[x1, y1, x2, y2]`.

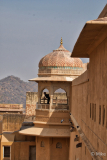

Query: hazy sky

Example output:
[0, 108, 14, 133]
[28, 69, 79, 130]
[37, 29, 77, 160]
[0, 0, 106, 81]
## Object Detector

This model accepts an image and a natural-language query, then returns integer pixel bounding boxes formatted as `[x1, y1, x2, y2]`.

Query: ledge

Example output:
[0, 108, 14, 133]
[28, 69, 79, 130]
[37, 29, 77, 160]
[36, 109, 70, 113]
[33, 121, 70, 126]
[19, 126, 70, 137]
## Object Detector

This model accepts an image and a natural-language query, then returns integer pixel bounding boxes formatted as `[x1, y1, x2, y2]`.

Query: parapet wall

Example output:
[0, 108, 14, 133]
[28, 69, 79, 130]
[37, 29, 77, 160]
[3, 114, 25, 131]
[35, 110, 70, 123]
[0, 104, 23, 109]
[0, 104, 24, 115]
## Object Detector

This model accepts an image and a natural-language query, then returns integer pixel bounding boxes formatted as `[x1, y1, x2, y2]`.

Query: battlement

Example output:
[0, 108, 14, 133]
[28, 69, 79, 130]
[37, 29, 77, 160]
[0, 104, 24, 115]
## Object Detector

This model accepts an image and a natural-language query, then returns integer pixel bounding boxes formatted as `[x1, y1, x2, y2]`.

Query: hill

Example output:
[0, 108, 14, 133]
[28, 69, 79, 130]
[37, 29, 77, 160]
[0, 76, 38, 108]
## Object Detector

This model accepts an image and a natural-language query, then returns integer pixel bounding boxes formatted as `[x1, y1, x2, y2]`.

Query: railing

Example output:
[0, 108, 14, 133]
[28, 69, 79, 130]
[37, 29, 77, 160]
[40, 99, 67, 104]
[40, 99, 48, 104]
[36, 104, 49, 109]
[36, 103, 69, 110]
[52, 104, 69, 110]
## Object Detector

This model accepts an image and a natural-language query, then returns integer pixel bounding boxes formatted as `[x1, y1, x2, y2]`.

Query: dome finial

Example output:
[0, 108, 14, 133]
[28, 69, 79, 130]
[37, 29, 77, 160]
[60, 37, 63, 45]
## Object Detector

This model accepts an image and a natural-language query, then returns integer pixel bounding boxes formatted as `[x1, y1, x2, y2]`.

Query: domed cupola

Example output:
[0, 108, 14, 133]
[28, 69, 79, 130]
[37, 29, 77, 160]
[38, 38, 83, 78]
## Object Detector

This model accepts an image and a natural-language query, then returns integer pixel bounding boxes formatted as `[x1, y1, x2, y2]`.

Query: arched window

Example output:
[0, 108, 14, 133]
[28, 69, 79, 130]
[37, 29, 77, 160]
[41, 88, 50, 104]
[41, 141, 45, 147]
[56, 142, 62, 148]
[53, 88, 67, 105]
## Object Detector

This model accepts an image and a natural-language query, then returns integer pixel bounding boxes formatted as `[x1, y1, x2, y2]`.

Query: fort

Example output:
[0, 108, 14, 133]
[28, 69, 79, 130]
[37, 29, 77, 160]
[0, 4, 107, 160]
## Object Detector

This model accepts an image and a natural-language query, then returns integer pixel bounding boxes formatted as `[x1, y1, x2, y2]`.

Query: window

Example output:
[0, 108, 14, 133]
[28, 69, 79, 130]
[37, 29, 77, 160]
[4, 146, 10, 158]
[106, 106, 107, 129]
[99, 106, 101, 125]
[90, 103, 91, 118]
[92, 104, 94, 120]
[56, 142, 62, 148]
[53, 88, 67, 105]
[41, 141, 45, 147]
[103, 105, 105, 126]
[94, 104, 96, 122]
[85, 146, 86, 155]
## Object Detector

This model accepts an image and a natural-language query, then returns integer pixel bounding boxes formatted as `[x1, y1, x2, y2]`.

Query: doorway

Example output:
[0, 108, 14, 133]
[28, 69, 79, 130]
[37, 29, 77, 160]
[29, 146, 36, 160]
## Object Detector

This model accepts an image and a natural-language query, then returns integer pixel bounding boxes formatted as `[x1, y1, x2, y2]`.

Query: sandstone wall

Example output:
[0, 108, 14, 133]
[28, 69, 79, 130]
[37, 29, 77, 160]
[0, 104, 24, 115]
[36, 137, 69, 160]
[3, 114, 25, 131]
[12, 141, 36, 160]
[0, 104, 23, 109]
[0, 134, 69, 160]
[35, 110, 70, 123]
[70, 37, 107, 160]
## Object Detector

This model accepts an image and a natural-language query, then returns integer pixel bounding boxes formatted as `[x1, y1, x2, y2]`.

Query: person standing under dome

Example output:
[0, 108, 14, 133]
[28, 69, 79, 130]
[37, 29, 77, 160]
[43, 92, 50, 104]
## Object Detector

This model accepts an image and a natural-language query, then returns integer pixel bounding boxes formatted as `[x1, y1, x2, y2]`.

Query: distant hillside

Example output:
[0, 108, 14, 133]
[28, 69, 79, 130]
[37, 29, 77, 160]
[0, 76, 38, 108]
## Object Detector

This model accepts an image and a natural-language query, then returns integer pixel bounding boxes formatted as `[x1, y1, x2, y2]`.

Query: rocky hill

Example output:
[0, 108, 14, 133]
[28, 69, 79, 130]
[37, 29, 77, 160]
[0, 76, 38, 108]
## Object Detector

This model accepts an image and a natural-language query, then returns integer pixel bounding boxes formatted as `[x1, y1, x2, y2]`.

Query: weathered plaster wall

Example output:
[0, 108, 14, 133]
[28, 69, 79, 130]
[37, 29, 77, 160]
[3, 114, 25, 131]
[70, 37, 107, 159]
[0, 104, 24, 115]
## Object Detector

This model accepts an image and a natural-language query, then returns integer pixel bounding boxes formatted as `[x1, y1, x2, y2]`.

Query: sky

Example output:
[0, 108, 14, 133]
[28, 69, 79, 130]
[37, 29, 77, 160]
[0, 0, 107, 81]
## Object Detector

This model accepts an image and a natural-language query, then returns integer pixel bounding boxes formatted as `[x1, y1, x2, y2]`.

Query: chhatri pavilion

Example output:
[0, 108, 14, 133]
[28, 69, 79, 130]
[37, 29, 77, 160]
[29, 38, 86, 111]
[18, 39, 87, 160]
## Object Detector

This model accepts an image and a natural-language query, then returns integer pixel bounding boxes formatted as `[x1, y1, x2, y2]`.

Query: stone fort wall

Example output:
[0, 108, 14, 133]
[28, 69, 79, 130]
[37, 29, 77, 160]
[0, 104, 24, 115]
[0, 104, 23, 109]
[69, 37, 107, 160]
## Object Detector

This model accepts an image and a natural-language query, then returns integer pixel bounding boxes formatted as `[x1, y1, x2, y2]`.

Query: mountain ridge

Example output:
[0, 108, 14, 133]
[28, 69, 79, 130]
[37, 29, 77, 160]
[0, 75, 38, 108]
